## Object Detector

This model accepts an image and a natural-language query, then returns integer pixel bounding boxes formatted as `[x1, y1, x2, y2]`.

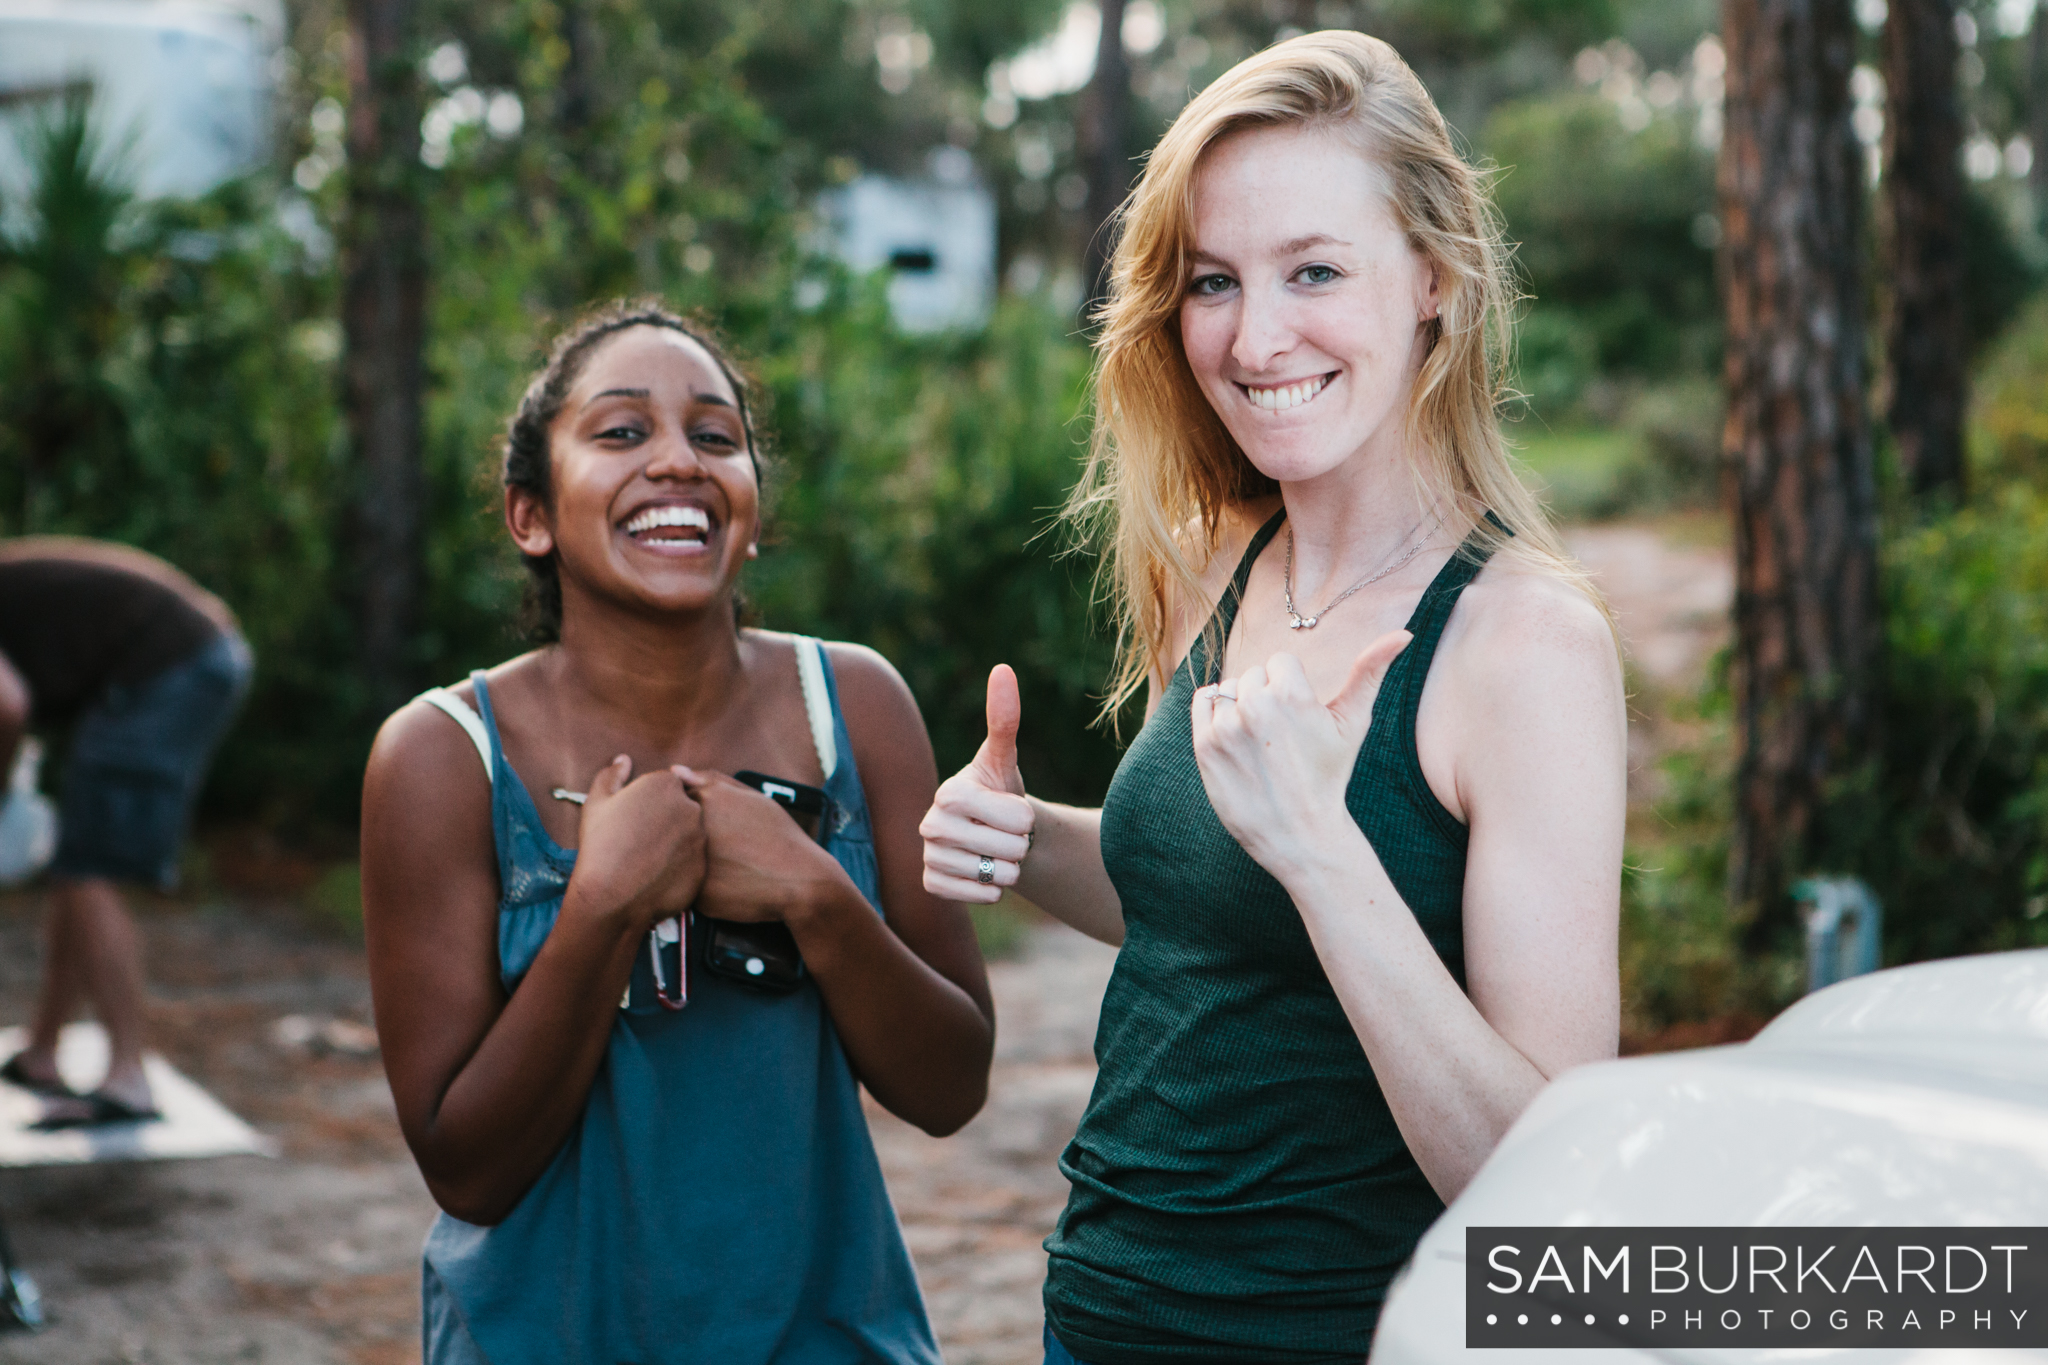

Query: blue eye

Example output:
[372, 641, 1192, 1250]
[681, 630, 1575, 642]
[1188, 273, 1235, 297]
[1296, 264, 1339, 285]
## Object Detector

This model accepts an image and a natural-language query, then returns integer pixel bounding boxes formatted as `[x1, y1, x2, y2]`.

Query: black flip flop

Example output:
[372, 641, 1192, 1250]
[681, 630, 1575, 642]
[28, 1091, 161, 1131]
[0, 1055, 73, 1100]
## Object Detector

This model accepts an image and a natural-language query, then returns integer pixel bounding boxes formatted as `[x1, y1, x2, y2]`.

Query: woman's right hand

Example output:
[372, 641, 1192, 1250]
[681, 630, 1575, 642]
[920, 665, 1034, 903]
[566, 755, 706, 931]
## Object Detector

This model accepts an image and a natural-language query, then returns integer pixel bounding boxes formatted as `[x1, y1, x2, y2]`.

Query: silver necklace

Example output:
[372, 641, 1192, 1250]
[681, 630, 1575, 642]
[1282, 515, 1437, 630]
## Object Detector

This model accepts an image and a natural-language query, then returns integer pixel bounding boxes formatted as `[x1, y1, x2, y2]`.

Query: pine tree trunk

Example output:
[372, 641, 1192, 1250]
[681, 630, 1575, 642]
[1081, 0, 1130, 316]
[344, 0, 426, 715]
[1719, 0, 1882, 939]
[1883, 0, 1967, 499]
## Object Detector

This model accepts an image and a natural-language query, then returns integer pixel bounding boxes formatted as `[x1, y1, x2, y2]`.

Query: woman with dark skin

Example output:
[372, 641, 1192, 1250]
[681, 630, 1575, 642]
[360, 305, 991, 1364]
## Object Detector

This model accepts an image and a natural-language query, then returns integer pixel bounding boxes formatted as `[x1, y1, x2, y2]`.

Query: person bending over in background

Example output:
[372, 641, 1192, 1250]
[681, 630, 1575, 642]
[360, 301, 992, 1365]
[921, 32, 1627, 1364]
[0, 538, 252, 1124]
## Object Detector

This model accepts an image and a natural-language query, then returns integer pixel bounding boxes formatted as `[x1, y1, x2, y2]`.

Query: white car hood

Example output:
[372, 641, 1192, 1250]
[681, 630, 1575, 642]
[1370, 949, 2048, 1363]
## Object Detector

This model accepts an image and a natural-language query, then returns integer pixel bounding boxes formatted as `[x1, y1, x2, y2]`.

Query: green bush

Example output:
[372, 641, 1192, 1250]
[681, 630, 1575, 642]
[1623, 301, 2048, 1005]
[1844, 485, 2048, 960]
[0, 62, 1120, 830]
[1794, 300, 2048, 962]
[1510, 376, 1721, 520]
[1483, 90, 1719, 410]
[1618, 680, 1809, 1034]
[1620, 489, 2048, 1009]
[0, 99, 350, 823]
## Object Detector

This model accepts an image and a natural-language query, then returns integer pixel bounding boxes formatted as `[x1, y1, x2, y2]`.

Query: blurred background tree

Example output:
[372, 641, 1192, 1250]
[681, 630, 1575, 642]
[5, 0, 2048, 1014]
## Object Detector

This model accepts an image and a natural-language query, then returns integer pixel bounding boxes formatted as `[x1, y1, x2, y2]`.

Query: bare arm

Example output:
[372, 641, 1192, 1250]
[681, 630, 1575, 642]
[361, 700, 704, 1224]
[1191, 582, 1624, 1202]
[0, 650, 27, 777]
[690, 644, 994, 1135]
[920, 665, 1124, 945]
[1016, 800, 1121, 944]
[919, 504, 1282, 945]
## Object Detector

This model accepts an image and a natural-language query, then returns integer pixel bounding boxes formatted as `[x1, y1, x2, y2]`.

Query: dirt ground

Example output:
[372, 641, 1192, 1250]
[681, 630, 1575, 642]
[0, 519, 1731, 1365]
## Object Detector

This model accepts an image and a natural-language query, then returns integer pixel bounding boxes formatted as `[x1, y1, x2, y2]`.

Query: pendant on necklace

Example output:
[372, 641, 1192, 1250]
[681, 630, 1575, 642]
[1289, 616, 1317, 630]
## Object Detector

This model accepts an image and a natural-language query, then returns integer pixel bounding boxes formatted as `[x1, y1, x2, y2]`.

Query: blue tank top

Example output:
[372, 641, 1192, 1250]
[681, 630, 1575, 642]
[417, 640, 940, 1365]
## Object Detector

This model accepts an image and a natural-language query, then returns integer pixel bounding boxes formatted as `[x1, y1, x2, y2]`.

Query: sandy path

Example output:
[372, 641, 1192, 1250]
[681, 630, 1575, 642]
[1563, 521, 1732, 691]
[868, 925, 1116, 1365]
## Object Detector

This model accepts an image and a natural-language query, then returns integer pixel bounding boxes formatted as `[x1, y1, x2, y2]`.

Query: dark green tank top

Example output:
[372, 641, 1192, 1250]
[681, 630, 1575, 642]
[1044, 508, 1499, 1365]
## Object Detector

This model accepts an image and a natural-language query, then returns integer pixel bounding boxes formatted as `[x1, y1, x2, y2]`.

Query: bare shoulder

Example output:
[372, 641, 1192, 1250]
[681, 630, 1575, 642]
[365, 693, 493, 806]
[817, 642, 938, 817]
[363, 651, 553, 808]
[818, 639, 924, 730]
[1439, 558, 1624, 721]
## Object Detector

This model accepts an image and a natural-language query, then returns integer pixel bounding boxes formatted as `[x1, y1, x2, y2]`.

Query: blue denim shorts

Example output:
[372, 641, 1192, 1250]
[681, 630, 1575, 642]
[51, 633, 252, 890]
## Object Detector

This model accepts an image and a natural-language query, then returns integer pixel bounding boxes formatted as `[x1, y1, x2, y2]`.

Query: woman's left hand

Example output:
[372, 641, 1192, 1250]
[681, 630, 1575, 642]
[681, 769, 844, 924]
[1189, 631, 1411, 874]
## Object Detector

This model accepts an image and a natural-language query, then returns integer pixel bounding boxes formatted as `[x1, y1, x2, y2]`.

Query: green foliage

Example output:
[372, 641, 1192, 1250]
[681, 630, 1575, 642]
[1626, 302, 2048, 994]
[0, 17, 1119, 827]
[1837, 485, 2048, 960]
[1484, 90, 1719, 409]
[1510, 377, 1720, 520]
[1971, 291, 2048, 486]
[1958, 183, 2045, 358]
[1789, 300, 2048, 962]
[968, 897, 1034, 961]
[746, 288, 1117, 795]
[309, 861, 366, 938]
[1618, 657, 1817, 1033]
[0, 94, 137, 530]
[0, 99, 349, 822]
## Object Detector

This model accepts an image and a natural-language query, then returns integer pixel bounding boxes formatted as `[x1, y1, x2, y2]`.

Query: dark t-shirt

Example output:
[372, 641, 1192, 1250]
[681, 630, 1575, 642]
[0, 559, 222, 726]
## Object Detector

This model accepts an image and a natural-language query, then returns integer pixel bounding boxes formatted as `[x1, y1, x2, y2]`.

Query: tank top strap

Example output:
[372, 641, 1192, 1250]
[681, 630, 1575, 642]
[1193, 506, 1290, 686]
[1395, 514, 1508, 656]
[463, 669, 507, 781]
[418, 685, 494, 781]
[1372, 512, 1513, 839]
[797, 641, 884, 910]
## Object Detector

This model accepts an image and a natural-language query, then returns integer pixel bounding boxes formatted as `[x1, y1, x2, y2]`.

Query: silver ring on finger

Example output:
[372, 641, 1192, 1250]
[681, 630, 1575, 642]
[1214, 681, 1238, 701]
[977, 855, 996, 885]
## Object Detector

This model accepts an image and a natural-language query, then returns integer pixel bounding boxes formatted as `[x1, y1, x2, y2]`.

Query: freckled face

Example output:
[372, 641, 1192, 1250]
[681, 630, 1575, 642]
[508, 326, 757, 618]
[1177, 124, 1439, 487]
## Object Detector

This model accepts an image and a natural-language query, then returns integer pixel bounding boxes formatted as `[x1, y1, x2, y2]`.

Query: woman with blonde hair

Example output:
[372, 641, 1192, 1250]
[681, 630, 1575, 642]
[921, 30, 1625, 1363]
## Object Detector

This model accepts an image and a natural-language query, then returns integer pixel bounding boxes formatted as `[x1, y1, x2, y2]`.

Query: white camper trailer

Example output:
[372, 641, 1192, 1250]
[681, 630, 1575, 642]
[817, 149, 998, 333]
[0, 0, 278, 204]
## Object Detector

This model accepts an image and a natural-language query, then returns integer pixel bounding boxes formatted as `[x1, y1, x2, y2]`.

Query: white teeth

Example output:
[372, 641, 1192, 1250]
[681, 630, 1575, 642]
[624, 505, 710, 535]
[1246, 374, 1329, 411]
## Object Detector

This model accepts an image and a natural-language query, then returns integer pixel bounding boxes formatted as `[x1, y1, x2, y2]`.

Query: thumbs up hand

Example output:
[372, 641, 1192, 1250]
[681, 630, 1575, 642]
[920, 665, 1034, 904]
[1188, 632, 1411, 874]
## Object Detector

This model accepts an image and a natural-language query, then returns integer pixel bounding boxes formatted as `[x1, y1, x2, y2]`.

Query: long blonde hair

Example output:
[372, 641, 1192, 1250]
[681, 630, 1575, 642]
[1068, 29, 1608, 723]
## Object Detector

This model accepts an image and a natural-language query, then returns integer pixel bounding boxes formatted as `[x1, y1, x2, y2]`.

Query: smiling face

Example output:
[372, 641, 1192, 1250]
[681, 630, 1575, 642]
[506, 324, 757, 624]
[1178, 123, 1439, 489]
